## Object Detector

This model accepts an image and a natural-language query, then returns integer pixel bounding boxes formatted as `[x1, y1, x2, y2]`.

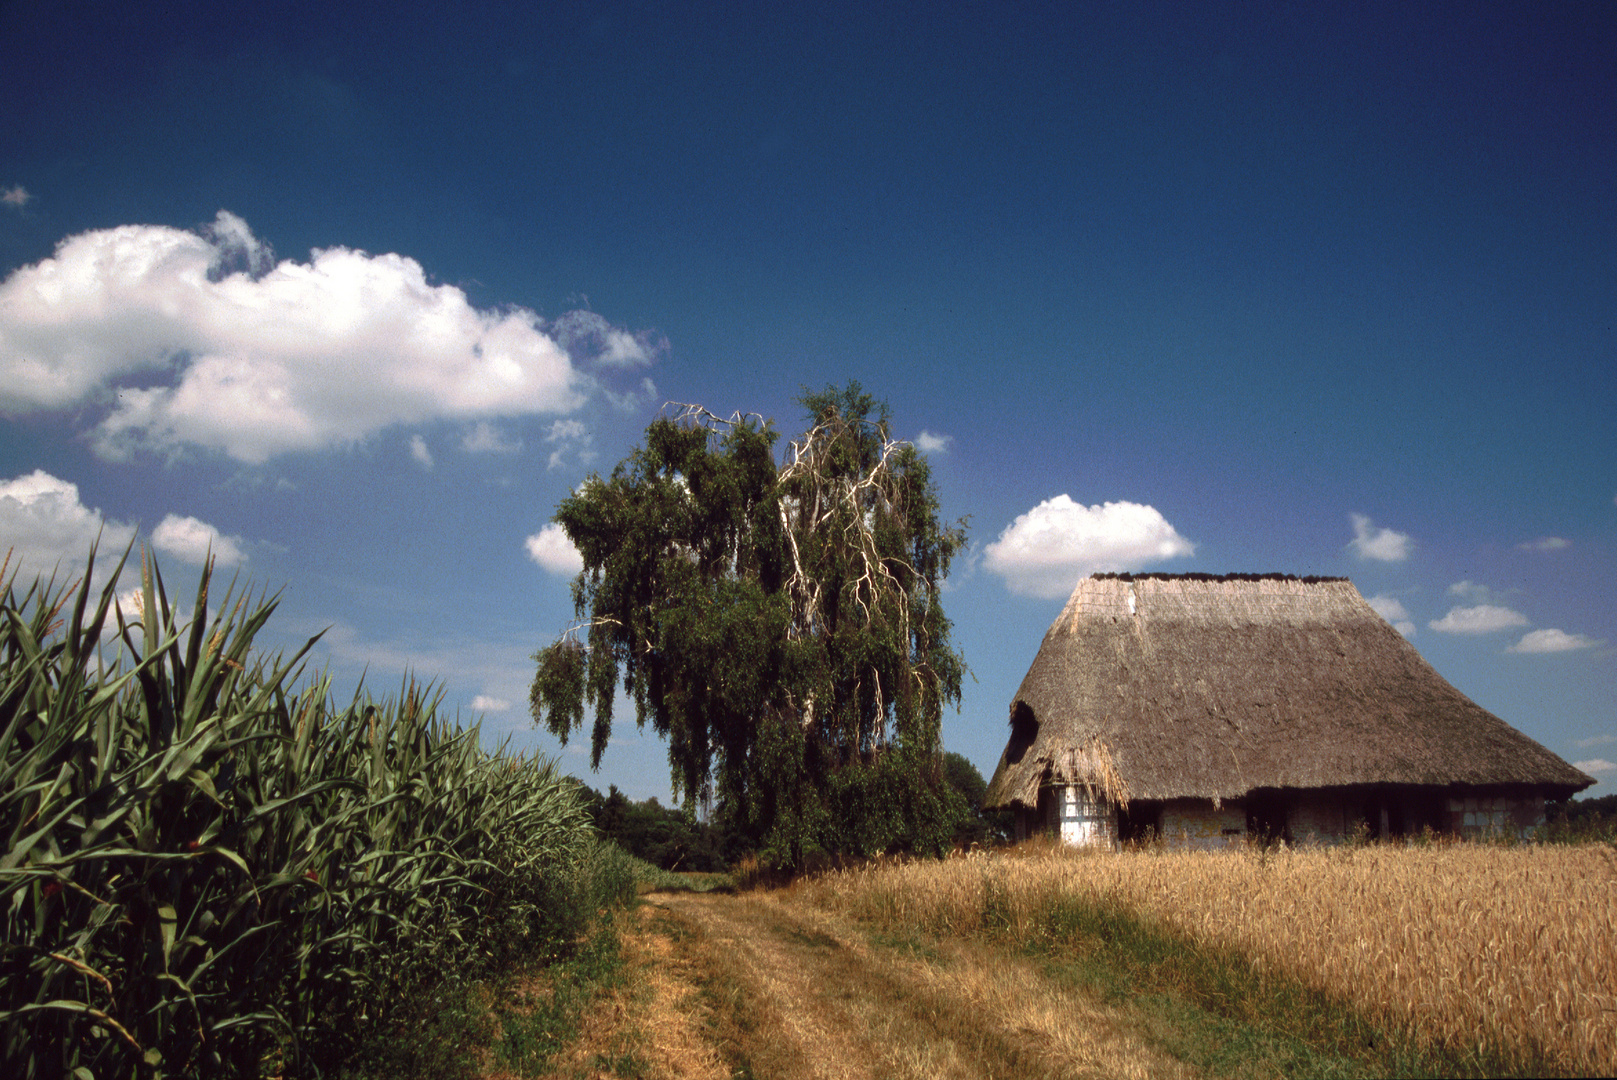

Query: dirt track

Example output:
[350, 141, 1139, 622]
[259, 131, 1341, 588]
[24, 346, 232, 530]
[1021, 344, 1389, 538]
[636, 890, 1193, 1080]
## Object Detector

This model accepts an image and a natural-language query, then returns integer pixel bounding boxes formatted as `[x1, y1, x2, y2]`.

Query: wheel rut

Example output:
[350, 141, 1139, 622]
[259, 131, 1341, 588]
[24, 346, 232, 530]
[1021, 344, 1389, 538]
[644, 890, 1194, 1080]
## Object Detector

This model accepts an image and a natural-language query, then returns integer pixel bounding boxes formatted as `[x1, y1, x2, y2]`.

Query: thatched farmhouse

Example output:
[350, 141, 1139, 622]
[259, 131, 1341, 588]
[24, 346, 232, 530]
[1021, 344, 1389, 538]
[983, 573, 1593, 848]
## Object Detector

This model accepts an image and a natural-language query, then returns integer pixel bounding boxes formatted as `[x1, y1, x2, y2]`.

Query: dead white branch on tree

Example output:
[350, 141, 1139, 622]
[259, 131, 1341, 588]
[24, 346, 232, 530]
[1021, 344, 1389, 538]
[663, 401, 768, 431]
[776, 414, 920, 652]
[655, 401, 950, 748]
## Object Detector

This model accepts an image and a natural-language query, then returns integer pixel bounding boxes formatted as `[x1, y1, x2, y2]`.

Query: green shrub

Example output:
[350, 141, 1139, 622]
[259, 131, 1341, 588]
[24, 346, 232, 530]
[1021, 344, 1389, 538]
[1543, 795, 1617, 844]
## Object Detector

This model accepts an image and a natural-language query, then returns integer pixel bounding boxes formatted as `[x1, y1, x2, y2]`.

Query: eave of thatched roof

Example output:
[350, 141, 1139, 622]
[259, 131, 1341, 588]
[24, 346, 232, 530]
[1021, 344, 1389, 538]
[984, 574, 1594, 809]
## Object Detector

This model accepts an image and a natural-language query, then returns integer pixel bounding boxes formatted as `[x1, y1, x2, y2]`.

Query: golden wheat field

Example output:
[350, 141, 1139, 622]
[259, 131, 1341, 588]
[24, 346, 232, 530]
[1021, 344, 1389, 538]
[793, 842, 1617, 1075]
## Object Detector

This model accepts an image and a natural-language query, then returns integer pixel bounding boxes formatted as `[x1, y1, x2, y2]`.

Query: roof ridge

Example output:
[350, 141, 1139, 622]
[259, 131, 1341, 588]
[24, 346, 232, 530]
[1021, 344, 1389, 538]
[1091, 571, 1349, 584]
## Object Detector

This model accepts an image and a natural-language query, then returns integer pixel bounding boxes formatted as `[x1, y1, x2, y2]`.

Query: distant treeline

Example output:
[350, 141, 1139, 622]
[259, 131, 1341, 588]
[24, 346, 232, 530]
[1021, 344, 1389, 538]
[575, 772, 1617, 868]
[1546, 792, 1617, 820]
[576, 751, 1011, 871]
[1544, 792, 1617, 842]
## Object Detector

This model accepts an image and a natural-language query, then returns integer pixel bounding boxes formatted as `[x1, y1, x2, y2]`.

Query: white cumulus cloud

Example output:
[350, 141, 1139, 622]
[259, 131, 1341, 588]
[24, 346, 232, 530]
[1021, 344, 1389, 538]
[461, 421, 523, 454]
[1575, 734, 1616, 749]
[1366, 595, 1409, 621]
[0, 212, 617, 463]
[1348, 513, 1412, 561]
[0, 470, 137, 580]
[1429, 604, 1530, 634]
[1508, 629, 1598, 654]
[2, 186, 31, 209]
[603, 375, 660, 413]
[112, 586, 146, 620]
[1572, 758, 1615, 775]
[470, 694, 510, 712]
[151, 514, 246, 567]
[1518, 536, 1570, 553]
[915, 430, 951, 454]
[409, 434, 433, 469]
[544, 418, 594, 470]
[1366, 595, 1416, 637]
[984, 496, 1195, 599]
[550, 309, 665, 367]
[525, 522, 584, 576]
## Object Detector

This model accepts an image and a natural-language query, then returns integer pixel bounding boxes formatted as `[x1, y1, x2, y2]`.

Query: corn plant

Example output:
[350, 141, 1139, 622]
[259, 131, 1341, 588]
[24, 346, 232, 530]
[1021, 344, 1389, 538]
[1, 548, 597, 1078]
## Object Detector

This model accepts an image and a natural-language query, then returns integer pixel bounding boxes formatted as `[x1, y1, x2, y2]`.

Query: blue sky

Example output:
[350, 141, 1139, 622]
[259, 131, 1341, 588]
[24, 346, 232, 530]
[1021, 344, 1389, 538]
[3, 1, 1613, 799]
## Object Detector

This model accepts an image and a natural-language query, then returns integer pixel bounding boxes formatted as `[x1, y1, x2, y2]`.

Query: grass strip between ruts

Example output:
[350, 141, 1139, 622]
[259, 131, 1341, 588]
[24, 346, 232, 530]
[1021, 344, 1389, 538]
[641, 903, 760, 1079]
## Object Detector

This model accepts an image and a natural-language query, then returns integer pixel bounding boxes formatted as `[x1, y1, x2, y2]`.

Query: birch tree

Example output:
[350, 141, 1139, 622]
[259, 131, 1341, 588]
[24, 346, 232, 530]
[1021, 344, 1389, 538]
[530, 384, 967, 864]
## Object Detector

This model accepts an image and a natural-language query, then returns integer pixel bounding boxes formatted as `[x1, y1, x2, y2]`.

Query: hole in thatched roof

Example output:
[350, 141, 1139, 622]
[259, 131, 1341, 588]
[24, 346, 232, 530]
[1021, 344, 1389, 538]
[1005, 701, 1038, 765]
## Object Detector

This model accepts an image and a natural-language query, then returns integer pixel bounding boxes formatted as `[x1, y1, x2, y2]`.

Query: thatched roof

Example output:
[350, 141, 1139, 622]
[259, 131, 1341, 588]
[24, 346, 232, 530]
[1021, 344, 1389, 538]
[984, 574, 1594, 809]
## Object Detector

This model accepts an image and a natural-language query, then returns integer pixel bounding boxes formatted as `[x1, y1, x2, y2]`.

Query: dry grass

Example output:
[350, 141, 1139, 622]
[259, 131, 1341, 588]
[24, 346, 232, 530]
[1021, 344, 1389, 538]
[793, 841, 1617, 1076]
[653, 889, 1193, 1080]
[488, 904, 730, 1080]
[867, 931, 1197, 1080]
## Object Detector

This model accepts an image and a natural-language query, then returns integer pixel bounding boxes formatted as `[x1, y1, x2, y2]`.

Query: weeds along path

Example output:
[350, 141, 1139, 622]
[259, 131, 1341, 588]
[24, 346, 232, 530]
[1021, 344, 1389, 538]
[514, 903, 732, 1080]
[646, 890, 1193, 1080]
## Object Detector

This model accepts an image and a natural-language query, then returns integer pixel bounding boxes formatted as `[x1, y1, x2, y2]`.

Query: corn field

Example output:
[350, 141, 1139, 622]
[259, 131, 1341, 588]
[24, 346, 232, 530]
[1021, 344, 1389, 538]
[796, 841, 1617, 1075]
[1, 549, 608, 1078]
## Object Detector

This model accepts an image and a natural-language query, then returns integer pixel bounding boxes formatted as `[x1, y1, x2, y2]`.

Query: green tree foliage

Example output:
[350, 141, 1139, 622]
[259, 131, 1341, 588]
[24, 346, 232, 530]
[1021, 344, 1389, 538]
[940, 751, 1013, 846]
[942, 751, 990, 810]
[531, 384, 968, 865]
[579, 784, 731, 871]
[1544, 793, 1617, 843]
